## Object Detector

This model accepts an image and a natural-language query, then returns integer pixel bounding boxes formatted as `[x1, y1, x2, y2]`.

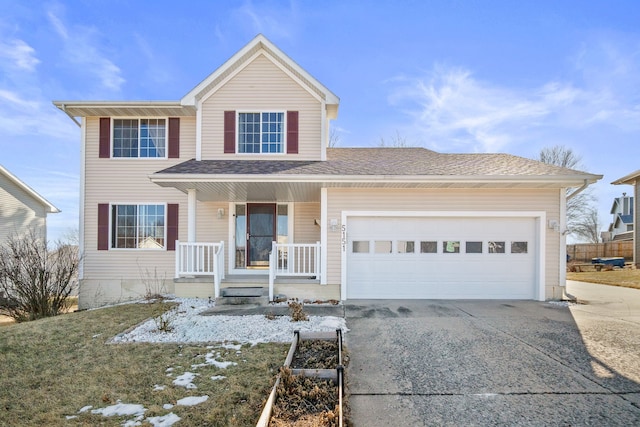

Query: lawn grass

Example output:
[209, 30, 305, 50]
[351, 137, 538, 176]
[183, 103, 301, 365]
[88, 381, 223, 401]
[0, 302, 288, 426]
[567, 268, 640, 290]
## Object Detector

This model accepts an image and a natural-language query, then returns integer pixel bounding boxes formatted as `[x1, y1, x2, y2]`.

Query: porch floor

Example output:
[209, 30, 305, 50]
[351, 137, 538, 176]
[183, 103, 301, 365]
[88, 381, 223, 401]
[174, 274, 331, 302]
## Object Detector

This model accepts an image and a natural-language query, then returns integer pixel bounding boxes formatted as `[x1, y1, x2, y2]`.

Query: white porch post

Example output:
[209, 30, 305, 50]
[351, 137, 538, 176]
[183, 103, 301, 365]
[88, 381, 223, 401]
[320, 188, 328, 285]
[187, 189, 197, 242]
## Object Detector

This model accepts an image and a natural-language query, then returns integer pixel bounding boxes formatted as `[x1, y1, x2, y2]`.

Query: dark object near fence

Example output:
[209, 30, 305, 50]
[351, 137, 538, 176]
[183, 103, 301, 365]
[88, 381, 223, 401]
[591, 257, 625, 268]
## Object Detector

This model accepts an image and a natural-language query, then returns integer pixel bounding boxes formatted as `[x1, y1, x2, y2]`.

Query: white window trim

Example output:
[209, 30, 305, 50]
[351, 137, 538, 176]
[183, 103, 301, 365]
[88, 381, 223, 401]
[235, 110, 287, 155]
[111, 117, 169, 160]
[109, 202, 168, 250]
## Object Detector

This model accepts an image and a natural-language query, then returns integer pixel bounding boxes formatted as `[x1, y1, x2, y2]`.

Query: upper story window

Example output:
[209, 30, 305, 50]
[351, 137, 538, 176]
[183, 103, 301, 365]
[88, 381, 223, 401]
[113, 119, 166, 158]
[238, 112, 284, 154]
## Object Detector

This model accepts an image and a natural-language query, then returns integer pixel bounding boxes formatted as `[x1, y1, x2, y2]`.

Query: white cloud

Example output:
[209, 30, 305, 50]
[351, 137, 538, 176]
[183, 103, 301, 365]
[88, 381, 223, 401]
[0, 39, 40, 71]
[46, 8, 125, 92]
[232, 0, 298, 40]
[389, 35, 640, 154]
[389, 65, 552, 152]
[133, 33, 171, 85]
[0, 89, 40, 111]
[47, 9, 68, 40]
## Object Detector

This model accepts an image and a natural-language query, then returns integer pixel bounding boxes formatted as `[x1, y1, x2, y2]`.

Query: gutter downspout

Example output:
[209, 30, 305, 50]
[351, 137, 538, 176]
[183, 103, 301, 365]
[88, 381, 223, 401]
[60, 104, 81, 128]
[566, 179, 589, 201]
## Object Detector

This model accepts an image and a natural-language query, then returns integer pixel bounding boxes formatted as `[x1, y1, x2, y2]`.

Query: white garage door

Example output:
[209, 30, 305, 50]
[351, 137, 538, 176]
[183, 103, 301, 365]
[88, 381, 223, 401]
[346, 216, 537, 299]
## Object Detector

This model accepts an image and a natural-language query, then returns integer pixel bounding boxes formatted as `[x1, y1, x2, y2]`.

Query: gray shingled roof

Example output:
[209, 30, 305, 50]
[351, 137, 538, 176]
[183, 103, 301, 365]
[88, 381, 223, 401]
[154, 147, 598, 179]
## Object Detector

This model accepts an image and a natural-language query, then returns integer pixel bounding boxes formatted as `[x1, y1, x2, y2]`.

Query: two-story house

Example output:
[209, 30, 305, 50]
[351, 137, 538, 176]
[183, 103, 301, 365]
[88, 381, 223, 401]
[55, 35, 601, 309]
[605, 193, 634, 241]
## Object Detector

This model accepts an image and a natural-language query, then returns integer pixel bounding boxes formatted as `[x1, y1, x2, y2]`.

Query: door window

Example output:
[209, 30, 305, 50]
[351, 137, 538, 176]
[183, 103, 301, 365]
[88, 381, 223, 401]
[247, 204, 276, 267]
[235, 205, 246, 268]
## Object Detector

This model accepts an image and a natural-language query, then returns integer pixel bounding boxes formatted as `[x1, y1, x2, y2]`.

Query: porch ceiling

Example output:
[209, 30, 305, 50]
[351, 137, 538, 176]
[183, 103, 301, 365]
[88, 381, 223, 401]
[151, 178, 572, 202]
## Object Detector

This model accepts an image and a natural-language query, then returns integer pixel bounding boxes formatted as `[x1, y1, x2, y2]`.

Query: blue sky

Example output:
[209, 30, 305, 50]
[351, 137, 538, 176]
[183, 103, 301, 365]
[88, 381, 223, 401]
[1, 0, 640, 242]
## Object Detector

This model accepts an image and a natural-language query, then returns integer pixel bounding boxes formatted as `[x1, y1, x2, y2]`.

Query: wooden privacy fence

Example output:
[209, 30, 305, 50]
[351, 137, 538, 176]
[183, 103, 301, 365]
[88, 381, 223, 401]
[567, 241, 633, 262]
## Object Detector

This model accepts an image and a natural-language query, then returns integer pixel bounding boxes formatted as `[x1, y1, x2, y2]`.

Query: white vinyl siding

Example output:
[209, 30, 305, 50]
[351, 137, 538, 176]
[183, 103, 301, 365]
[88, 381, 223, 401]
[325, 187, 562, 300]
[293, 202, 321, 244]
[200, 54, 322, 160]
[0, 173, 47, 242]
[81, 117, 196, 303]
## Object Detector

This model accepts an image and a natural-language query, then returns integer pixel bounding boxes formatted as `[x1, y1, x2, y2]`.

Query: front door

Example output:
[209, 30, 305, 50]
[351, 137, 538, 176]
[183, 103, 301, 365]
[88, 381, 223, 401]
[246, 203, 276, 267]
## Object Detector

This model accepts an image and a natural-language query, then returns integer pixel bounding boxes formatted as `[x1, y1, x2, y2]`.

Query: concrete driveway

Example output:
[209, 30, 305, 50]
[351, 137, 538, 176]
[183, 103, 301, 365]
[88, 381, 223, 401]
[344, 281, 640, 426]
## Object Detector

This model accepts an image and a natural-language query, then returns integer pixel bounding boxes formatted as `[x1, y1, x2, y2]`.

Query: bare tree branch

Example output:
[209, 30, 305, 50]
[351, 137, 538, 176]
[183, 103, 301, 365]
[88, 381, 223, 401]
[328, 127, 340, 148]
[0, 230, 79, 322]
[571, 207, 602, 243]
[378, 130, 414, 147]
[537, 145, 599, 241]
[539, 145, 582, 169]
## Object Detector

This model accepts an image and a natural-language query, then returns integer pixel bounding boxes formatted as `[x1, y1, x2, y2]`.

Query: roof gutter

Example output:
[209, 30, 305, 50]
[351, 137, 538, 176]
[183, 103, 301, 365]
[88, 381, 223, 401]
[566, 179, 590, 201]
[58, 103, 81, 128]
[149, 173, 600, 187]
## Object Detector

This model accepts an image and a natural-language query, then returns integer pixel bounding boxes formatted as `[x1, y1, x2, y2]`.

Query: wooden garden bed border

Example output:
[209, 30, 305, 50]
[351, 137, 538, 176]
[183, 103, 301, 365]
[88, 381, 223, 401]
[256, 329, 345, 427]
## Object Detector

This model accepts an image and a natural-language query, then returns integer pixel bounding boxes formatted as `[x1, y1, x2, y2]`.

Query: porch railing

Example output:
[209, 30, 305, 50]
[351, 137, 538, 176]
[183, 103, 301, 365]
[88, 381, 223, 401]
[175, 241, 225, 298]
[268, 241, 321, 301]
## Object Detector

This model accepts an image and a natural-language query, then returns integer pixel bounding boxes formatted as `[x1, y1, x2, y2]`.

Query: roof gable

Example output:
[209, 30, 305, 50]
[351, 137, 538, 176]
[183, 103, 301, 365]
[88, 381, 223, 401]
[181, 34, 339, 115]
[613, 214, 633, 228]
[0, 165, 60, 214]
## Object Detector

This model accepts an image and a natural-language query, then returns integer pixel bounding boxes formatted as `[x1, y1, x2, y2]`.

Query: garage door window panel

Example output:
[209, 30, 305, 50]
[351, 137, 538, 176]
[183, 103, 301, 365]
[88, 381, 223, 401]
[352, 241, 370, 253]
[443, 241, 460, 253]
[489, 241, 505, 253]
[466, 241, 483, 253]
[511, 241, 528, 254]
[375, 241, 392, 254]
[397, 241, 415, 253]
[420, 241, 437, 253]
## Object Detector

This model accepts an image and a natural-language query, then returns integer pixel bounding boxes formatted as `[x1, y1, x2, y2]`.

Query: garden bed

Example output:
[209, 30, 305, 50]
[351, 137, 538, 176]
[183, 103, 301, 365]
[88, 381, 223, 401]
[257, 330, 348, 427]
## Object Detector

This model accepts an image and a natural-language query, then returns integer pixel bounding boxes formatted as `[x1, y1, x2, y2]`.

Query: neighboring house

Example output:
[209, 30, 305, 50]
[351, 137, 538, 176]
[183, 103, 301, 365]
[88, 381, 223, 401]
[612, 171, 640, 267]
[54, 34, 602, 309]
[604, 194, 633, 241]
[0, 165, 60, 243]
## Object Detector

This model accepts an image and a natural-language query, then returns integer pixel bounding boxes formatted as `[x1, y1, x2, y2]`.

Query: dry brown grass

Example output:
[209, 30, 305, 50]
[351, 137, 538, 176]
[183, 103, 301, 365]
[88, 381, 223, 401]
[0, 301, 288, 426]
[567, 268, 640, 290]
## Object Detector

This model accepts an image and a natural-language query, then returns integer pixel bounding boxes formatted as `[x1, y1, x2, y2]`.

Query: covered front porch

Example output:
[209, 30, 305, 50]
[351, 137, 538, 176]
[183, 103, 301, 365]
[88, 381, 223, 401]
[174, 240, 324, 301]
[149, 161, 343, 302]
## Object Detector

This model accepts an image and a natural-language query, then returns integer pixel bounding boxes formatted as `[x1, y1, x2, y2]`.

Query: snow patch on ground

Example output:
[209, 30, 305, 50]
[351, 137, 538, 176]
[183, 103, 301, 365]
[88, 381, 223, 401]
[145, 413, 181, 427]
[177, 395, 209, 406]
[191, 351, 238, 369]
[90, 401, 146, 417]
[173, 372, 198, 389]
[211, 375, 227, 381]
[548, 301, 578, 307]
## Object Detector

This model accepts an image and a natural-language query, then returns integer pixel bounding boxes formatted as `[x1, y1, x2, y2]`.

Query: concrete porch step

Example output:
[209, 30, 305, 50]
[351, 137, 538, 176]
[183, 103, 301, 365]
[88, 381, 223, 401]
[220, 287, 266, 297]
[217, 286, 269, 306]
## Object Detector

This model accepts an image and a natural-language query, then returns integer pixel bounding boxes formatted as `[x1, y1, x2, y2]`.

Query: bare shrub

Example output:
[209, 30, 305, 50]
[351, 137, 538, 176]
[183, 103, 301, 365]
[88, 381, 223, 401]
[270, 367, 340, 426]
[138, 264, 167, 301]
[288, 301, 308, 322]
[0, 231, 78, 322]
[154, 307, 175, 332]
